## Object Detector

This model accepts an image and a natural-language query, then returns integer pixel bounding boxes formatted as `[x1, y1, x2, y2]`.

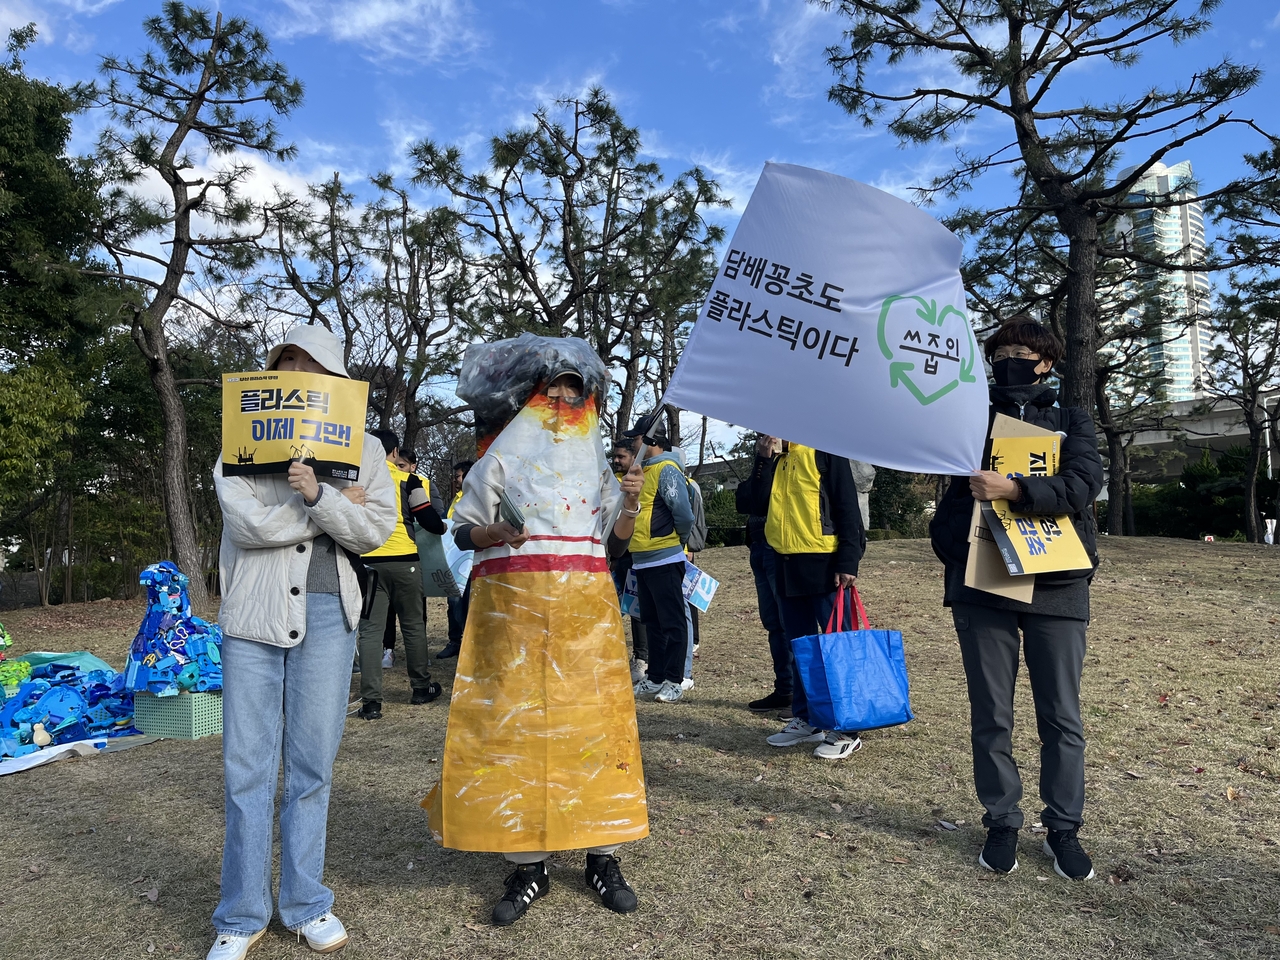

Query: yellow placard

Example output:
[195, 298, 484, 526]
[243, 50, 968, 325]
[964, 413, 1092, 584]
[980, 501, 1093, 576]
[988, 433, 1060, 480]
[221, 370, 368, 481]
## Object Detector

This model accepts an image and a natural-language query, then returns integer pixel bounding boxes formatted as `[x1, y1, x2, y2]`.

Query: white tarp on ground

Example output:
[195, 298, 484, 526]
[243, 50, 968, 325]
[664, 162, 988, 475]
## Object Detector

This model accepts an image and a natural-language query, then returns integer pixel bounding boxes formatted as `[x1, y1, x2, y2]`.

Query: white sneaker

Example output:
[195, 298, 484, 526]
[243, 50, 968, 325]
[655, 680, 684, 703]
[381, 649, 393, 669]
[813, 732, 863, 760]
[680, 677, 695, 691]
[296, 912, 349, 953]
[632, 678, 663, 698]
[207, 930, 265, 960]
[629, 658, 648, 683]
[766, 718, 824, 747]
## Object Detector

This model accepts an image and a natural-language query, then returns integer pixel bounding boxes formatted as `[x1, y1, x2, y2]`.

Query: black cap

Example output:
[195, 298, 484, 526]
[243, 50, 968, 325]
[624, 408, 671, 449]
[623, 408, 665, 439]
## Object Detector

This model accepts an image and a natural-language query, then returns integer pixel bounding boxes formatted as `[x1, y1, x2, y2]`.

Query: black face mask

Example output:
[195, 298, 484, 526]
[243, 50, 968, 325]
[992, 357, 1043, 387]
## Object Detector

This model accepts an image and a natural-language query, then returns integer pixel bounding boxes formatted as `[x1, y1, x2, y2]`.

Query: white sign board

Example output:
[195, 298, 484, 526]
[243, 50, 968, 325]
[664, 163, 988, 475]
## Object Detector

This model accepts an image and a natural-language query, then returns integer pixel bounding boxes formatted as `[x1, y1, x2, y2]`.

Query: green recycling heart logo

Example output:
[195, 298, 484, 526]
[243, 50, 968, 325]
[876, 295, 978, 405]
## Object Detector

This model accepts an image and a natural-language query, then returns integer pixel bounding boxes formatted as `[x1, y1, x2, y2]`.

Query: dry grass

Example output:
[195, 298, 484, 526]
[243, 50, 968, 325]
[2, 538, 1279, 960]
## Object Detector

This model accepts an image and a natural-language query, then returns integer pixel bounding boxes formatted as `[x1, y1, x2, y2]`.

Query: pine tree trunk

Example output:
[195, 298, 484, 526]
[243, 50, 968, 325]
[1245, 427, 1265, 542]
[133, 310, 208, 608]
[1057, 210, 1100, 412]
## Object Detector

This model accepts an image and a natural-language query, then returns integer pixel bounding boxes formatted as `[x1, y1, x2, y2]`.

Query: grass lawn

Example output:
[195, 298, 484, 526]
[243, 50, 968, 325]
[2, 537, 1279, 959]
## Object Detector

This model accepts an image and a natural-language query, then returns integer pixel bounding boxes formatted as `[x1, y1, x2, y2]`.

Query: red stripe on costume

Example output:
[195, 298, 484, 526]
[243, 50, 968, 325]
[472, 554, 609, 577]
[524, 534, 603, 544]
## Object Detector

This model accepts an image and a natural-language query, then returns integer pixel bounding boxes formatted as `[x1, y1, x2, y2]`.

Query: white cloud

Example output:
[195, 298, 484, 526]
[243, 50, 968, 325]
[0, 1, 46, 40]
[764, 0, 840, 102]
[271, 0, 484, 66]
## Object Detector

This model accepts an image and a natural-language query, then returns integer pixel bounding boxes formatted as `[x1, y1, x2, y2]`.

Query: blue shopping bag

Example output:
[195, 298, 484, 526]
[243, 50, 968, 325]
[790, 587, 913, 732]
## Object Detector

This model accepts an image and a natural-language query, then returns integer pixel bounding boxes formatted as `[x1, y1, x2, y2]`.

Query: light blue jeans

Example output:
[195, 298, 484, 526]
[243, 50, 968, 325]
[213, 593, 356, 935]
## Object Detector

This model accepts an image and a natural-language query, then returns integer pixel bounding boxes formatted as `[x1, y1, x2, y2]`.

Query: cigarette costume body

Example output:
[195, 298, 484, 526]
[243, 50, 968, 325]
[422, 338, 649, 853]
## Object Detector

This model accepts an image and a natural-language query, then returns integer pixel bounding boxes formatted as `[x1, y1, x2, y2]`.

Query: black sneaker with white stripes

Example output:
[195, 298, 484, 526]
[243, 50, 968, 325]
[492, 861, 549, 926]
[585, 853, 638, 914]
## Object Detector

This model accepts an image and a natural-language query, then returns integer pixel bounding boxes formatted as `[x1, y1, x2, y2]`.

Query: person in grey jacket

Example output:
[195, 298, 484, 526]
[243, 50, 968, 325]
[207, 325, 396, 960]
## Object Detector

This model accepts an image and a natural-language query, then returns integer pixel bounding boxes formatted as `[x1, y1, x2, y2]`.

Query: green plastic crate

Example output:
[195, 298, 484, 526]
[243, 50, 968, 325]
[134, 691, 223, 740]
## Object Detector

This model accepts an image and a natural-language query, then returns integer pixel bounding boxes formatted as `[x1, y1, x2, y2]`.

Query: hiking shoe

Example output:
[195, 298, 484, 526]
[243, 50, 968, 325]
[207, 930, 265, 960]
[813, 732, 862, 760]
[748, 690, 791, 713]
[381, 648, 394, 669]
[766, 718, 823, 747]
[296, 912, 349, 953]
[629, 658, 648, 683]
[633, 678, 663, 698]
[436, 640, 461, 659]
[585, 853, 638, 914]
[680, 677, 695, 691]
[410, 681, 443, 705]
[358, 700, 382, 721]
[492, 861, 549, 926]
[978, 826, 1019, 874]
[1044, 829, 1095, 880]
[655, 680, 684, 703]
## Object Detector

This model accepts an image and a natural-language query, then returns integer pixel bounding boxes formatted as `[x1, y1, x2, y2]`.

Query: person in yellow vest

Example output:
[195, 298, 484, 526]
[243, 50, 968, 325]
[380, 446, 437, 669]
[761, 440, 867, 759]
[621, 414, 695, 704]
[355, 429, 445, 720]
[609, 439, 648, 682]
[437, 459, 475, 660]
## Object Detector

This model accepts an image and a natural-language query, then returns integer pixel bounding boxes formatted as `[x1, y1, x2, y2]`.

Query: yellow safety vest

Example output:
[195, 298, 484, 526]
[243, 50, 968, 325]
[365, 460, 418, 558]
[630, 460, 683, 554]
[446, 489, 463, 519]
[765, 444, 837, 556]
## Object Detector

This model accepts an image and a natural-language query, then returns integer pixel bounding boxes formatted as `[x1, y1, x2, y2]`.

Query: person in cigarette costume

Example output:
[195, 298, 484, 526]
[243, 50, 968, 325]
[421, 334, 648, 926]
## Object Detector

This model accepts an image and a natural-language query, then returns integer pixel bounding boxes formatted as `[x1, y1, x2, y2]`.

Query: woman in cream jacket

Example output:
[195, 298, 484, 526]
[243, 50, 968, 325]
[207, 325, 395, 960]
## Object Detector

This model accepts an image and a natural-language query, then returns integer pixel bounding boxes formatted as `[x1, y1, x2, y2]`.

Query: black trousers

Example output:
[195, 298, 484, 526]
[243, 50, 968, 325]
[951, 602, 1087, 832]
[635, 561, 688, 685]
[446, 580, 471, 644]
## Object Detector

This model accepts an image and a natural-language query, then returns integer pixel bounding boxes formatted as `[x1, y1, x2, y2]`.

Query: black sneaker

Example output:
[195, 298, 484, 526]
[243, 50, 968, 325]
[410, 681, 443, 705]
[358, 700, 382, 721]
[748, 690, 792, 713]
[436, 640, 461, 659]
[492, 861, 549, 926]
[978, 825, 1019, 874]
[585, 853, 638, 914]
[1044, 828, 1095, 880]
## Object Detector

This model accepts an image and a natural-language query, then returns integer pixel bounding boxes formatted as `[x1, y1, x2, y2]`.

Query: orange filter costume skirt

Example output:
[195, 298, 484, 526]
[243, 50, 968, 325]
[422, 565, 648, 852]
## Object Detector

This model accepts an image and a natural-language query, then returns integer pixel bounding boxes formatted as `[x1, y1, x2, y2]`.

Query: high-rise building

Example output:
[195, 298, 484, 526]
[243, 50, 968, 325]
[1111, 160, 1211, 402]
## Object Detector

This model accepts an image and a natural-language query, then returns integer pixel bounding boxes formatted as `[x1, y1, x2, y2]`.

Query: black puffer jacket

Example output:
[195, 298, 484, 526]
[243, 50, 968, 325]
[930, 383, 1104, 615]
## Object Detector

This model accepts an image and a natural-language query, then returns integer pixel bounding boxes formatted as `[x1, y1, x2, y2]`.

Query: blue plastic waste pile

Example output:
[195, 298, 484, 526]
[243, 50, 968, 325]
[0, 656, 136, 759]
[124, 561, 223, 697]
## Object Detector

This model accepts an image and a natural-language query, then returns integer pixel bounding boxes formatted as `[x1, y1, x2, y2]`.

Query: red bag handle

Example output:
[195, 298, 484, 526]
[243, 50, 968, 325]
[824, 585, 871, 634]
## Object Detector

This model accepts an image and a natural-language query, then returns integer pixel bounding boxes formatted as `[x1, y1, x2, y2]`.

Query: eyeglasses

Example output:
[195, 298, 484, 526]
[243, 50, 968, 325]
[992, 348, 1041, 362]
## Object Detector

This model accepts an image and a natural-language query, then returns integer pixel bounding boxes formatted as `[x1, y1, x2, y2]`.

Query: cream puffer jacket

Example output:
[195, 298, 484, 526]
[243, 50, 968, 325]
[213, 435, 397, 646]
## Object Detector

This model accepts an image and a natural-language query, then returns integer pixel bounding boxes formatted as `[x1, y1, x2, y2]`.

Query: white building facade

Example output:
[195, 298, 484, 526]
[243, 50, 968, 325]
[1112, 160, 1211, 402]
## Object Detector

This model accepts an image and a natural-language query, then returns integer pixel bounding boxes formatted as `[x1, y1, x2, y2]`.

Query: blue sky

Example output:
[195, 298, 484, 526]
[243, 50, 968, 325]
[9, 1, 1280, 449]
[13, 0, 1280, 228]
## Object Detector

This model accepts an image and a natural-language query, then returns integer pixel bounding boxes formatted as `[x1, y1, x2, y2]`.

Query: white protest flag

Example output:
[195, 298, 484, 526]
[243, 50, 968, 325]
[664, 163, 988, 475]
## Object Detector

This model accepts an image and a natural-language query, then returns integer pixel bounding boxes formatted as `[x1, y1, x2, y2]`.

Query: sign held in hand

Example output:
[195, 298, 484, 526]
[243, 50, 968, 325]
[222, 370, 368, 481]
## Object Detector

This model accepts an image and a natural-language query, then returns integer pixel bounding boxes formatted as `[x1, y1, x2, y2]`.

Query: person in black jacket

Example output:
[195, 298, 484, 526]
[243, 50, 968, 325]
[756, 441, 867, 760]
[930, 315, 1104, 882]
[735, 435, 791, 714]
